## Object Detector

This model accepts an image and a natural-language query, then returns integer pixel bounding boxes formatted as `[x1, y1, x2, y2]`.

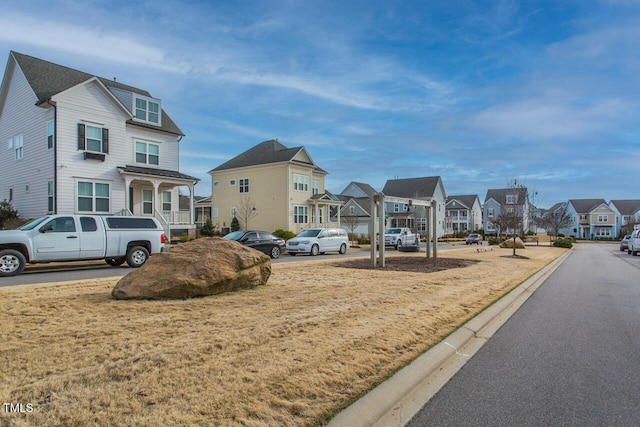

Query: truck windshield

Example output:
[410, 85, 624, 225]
[385, 228, 402, 234]
[19, 216, 50, 231]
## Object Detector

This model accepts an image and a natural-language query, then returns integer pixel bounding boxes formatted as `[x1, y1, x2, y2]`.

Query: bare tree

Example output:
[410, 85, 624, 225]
[534, 205, 572, 245]
[236, 197, 259, 230]
[492, 179, 528, 256]
[342, 213, 359, 242]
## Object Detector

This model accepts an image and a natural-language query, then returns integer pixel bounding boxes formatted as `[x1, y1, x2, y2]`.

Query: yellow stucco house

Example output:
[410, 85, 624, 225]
[208, 140, 342, 234]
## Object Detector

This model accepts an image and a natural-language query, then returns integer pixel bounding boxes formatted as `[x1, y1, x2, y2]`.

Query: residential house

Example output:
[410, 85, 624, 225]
[333, 182, 377, 236]
[381, 176, 447, 238]
[0, 52, 199, 236]
[563, 199, 617, 239]
[483, 187, 531, 236]
[194, 196, 212, 228]
[208, 139, 342, 234]
[445, 195, 482, 236]
[609, 200, 640, 236]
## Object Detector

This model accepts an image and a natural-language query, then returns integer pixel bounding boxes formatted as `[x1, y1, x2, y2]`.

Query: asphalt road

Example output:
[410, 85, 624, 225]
[407, 243, 640, 427]
[0, 243, 461, 287]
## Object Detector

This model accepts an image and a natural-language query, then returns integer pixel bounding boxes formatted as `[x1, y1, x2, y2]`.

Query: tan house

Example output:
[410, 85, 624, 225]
[208, 140, 342, 234]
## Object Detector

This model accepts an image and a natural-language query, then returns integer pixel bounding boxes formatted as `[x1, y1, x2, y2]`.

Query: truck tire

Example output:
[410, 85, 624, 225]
[105, 257, 126, 267]
[126, 246, 149, 268]
[0, 249, 27, 277]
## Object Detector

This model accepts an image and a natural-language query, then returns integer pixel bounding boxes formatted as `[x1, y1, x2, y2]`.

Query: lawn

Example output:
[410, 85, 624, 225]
[0, 245, 566, 426]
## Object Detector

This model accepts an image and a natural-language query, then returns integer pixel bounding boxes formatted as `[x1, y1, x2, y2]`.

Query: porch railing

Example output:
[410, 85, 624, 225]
[160, 210, 191, 225]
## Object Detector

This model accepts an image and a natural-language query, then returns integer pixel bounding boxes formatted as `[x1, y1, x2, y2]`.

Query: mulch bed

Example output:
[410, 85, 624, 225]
[334, 256, 481, 273]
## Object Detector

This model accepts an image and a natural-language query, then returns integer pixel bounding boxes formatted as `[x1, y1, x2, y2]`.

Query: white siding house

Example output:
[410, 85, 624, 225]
[0, 52, 199, 236]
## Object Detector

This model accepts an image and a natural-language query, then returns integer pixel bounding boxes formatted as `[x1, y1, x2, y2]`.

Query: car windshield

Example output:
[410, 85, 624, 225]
[19, 216, 50, 231]
[223, 231, 246, 241]
[297, 229, 321, 237]
[469, 234, 479, 238]
[385, 228, 401, 234]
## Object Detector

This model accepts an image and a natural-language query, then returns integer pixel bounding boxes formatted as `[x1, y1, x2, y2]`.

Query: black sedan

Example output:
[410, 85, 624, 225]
[223, 231, 286, 259]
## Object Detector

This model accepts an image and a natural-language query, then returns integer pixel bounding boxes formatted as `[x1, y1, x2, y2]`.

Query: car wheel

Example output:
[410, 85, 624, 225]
[628, 249, 632, 255]
[270, 246, 281, 259]
[126, 246, 149, 268]
[0, 249, 26, 277]
[310, 245, 319, 256]
[339, 243, 347, 254]
[394, 241, 400, 250]
[105, 257, 125, 267]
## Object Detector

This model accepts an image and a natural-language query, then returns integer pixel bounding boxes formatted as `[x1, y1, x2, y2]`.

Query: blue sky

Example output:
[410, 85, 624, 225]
[1, 0, 639, 208]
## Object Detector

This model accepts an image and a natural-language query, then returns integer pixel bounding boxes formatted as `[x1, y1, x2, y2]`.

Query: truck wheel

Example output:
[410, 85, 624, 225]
[126, 246, 149, 268]
[339, 243, 347, 254]
[310, 244, 319, 256]
[0, 249, 26, 277]
[105, 257, 126, 267]
[395, 240, 400, 250]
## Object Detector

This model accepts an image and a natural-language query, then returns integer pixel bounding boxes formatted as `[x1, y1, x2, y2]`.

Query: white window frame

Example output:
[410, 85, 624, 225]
[213, 181, 220, 188]
[312, 180, 319, 195]
[311, 207, 323, 224]
[239, 178, 249, 194]
[506, 194, 516, 204]
[77, 180, 110, 213]
[212, 208, 219, 218]
[135, 141, 160, 165]
[161, 191, 171, 211]
[229, 179, 236, 186]
[294, 205, 308, 224]
[142, 189, 154, 215]
[598, 214, 608, 223]
[47, 180, 54, 213]
[349, 206, 356, 216]
[293, 174, 309, 192]
[47, 121, 55, 150]
[133, 94, 161, 126]
[487, 208, 494, 218]
[14, 134, 23, 160]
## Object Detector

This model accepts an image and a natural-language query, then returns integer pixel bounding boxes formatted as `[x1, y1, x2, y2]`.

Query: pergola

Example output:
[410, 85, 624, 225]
[369, 193, 438, 268]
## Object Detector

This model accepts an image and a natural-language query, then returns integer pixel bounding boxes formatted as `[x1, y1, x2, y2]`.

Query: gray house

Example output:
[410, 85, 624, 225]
[381, 176, 447, 237]
[445, 195, 482, 236]
[609, 200, 640, 235]
[483, 187, 531, 236]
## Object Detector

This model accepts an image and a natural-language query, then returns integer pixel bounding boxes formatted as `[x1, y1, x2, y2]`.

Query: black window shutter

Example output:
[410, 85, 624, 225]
[102, 128, 109, 154]
[77, 123, 85, 150]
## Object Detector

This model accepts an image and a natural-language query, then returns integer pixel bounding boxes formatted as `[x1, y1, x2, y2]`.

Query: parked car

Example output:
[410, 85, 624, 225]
[223, 231, 286, 259]
[383, 227, 419, 250]
[286, 228, 349, 256]
[466, 233, 483, 245]
[0, 214, 166, 276]
[620, 234, 631, 252]
[627, 230, 640, 256]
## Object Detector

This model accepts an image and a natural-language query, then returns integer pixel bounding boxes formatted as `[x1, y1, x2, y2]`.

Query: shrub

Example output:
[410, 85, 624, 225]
[357, 234, 371, 245]
[200, 218, 217, 237]
[230, 216, 240, 232]
[273, 229, 296, 241]
[488, 237, 506, 246]
[553, 237, 573, 248]
[0, 199, 19, 229]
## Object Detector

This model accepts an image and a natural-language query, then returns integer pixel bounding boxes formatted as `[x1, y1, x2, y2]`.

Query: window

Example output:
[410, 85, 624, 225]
[598, 214, 608, 223]
[78, 124, 109, 154]
[230, 207, 237, 217]
[133, 95, 161, 125]
[293, 174, 309, 192]
[239, 178, 249, 193]
[487, 208, 494, 218]
[47, 121, 55, 149]
[14, 134, 23, 160]
[394, 203, 400, 213]
[212, 208, 219, 218]
[135, 142, 159, 165]
[506, 194, 517, 204]
[580, 214, 587, 220]
[80, 217, 98, 232]
[78, 181, 110, 212]
[312, 207, 323, 224]
[8, 188, 13, 202]
[294, 205, 308, 224]
[142, 189, 153, 214]
[47, 180, 54, 213]
[106, 217, 159, 229]
[312, 180, 319, 195]
[349, 206, 356, 216]
[162, 191, 171, 211]
[42, 217, 76, 233]
[213, 181, 220, 188]
[229, 179, 236, 186]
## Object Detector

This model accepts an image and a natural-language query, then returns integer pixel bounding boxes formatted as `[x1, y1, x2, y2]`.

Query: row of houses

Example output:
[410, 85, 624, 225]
[2, 52, 638, 240]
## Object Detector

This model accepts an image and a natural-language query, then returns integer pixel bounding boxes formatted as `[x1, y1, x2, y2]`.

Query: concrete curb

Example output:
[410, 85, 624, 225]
[328, 249, 573, 427]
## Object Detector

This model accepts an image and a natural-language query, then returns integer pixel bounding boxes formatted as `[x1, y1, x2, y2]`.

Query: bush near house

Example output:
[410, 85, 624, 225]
[273, 229, 296, 241]
[553, 237, 574, 248]
[0, 200, 19, 229]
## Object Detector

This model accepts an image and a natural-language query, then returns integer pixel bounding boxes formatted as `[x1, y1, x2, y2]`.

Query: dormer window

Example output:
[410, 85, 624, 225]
[506, 194, 517, 204]
[133, 95, 161, 126]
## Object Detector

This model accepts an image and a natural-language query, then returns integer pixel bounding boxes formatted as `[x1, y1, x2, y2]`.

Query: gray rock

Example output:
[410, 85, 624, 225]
[112, 237, 271, 300]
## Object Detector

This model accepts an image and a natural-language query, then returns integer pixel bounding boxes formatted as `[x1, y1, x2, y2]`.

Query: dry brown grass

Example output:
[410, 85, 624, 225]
[0, 246, 566, 426]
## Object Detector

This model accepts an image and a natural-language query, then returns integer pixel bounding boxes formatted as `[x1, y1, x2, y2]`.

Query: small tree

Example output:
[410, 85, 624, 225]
[0, 199, 19, 229]
[236, 197, 259, 230]
[342, 214, 359, 242]
[230, 216, 240, 232]
[200, 218, 217, 237]
[492, 180, 527, 256]
[534, 205, 571, 245]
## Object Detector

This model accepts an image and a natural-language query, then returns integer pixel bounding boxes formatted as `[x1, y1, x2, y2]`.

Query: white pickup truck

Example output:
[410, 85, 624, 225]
[384, 227, 420, 250]
[0, 214, 166, 276]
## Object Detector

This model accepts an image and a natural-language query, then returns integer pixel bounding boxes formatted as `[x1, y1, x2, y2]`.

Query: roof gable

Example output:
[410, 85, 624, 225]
[610, 200, 640, 215]
[446, 195, 479, 210]
[340, 181, 377, 198]
[484, 188, 528, 205]
[382, 176, 443, 199]
[8, 51, 183, 136]
[569, 199, 607, 213]
[210, 139, 326, 173]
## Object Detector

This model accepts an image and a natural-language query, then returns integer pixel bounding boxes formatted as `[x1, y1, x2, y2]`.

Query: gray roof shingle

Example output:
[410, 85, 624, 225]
[610, 200, 640, 215]
[118, 165, 199, 181]
[10, 51, 184, 136]
[568, 199, 607, 213]
[381, 176, 441, 198]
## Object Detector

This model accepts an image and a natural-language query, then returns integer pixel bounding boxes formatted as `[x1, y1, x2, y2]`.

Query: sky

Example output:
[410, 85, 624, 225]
[1, 0, 639, 208]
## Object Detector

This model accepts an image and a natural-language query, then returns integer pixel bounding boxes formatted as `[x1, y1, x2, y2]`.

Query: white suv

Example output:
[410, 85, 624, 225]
[628, 229, 640, 256]
[286, 228, 349, 256]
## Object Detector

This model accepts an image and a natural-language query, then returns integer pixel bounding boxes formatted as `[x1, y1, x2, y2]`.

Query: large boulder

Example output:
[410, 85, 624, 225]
[112, 237, 271, 300]
[499, 237, 526, 249]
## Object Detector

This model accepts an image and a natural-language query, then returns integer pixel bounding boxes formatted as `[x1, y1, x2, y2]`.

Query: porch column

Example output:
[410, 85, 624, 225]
[337, 202, 341, 227]
[152, 180, 161, 215]
[188, 183, 195, 225]
[124, 177, 133, 214]
[314, 203, 320, 227]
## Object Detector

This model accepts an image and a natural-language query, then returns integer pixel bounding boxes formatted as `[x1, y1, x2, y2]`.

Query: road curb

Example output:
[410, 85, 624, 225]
[328, 248, 573, 427]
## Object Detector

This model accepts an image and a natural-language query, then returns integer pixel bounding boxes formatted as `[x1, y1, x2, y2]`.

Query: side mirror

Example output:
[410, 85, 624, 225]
[40, 225, 54, 233]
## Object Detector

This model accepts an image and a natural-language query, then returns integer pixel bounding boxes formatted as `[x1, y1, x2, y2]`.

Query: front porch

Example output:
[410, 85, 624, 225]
[118, 165, 200, 238]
